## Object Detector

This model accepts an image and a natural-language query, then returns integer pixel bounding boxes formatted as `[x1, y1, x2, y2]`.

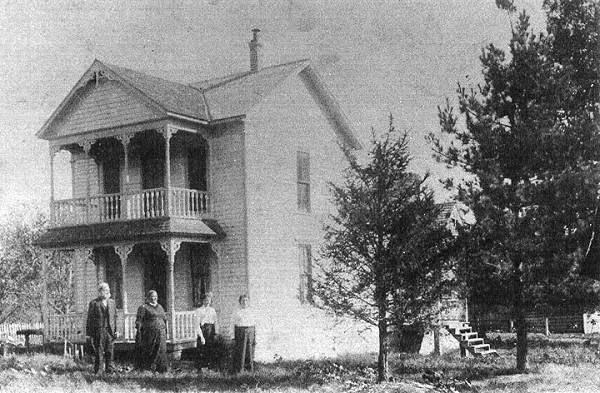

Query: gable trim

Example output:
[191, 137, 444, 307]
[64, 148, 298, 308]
[36, 60, 168, 140]
[299, 65, 362, 150]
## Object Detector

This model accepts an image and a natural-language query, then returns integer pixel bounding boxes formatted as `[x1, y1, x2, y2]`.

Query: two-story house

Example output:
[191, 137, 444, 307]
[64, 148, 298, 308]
[35, 30, 377, 359]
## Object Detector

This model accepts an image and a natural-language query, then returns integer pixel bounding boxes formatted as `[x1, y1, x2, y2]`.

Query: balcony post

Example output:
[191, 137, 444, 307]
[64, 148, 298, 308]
[163, 127, 173, 216]
[160, 239, 181, 340]
[114, 244, 134, 313]
[49, 146, 58, 226]
[81, 140, 93, 224]
[116, 134, 133, 219]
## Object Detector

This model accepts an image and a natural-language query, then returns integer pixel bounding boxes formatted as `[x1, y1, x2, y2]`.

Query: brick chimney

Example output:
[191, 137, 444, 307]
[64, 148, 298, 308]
[249, 28, 261, 72]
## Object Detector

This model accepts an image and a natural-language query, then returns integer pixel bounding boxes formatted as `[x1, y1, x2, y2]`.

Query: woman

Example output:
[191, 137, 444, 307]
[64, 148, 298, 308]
[194, 292, 218, 370]
[135, 290, 168, 372]
[233, 294, 255, 374]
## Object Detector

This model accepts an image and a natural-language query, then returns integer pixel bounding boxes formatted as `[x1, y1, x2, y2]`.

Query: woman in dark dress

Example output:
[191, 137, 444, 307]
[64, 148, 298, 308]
[135, 290, 168, 372]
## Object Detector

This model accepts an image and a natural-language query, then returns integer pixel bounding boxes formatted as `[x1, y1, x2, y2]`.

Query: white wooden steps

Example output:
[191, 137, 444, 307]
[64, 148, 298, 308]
[445, 322, 498, 358]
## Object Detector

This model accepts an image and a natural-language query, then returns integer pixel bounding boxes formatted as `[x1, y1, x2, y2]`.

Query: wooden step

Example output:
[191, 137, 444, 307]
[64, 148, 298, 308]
[461, 332, 478, 340]
[465, 338, 484, 346]
[474, 349, 499, 357]
[471, 344, 490, 353]
[456, 327, 472, 335]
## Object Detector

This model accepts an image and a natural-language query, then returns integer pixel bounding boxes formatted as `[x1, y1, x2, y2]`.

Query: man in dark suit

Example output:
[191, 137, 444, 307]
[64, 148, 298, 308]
[86, 282, 118, 374]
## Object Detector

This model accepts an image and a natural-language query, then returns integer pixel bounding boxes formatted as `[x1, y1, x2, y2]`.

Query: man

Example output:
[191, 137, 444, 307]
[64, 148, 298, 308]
[86, 282, 117, 374]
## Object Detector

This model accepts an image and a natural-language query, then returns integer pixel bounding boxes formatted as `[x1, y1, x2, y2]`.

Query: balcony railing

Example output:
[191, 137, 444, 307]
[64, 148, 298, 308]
[52, 188, 210, 227]
[44, 311, 199, 342]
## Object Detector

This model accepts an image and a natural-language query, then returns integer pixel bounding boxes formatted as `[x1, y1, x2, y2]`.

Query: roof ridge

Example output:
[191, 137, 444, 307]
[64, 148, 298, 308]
[198, 58, 310, 91]
[102, 61, 196, 91]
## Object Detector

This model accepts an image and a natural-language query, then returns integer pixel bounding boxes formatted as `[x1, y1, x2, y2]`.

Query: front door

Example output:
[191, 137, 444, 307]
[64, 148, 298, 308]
[143, 245, 167, 309]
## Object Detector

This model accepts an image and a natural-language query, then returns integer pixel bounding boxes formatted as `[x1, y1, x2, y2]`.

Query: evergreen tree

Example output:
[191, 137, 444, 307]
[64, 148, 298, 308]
[0, 207, 73, 323]
[430, 1, 600, 371]
[316, 118, 456, 382]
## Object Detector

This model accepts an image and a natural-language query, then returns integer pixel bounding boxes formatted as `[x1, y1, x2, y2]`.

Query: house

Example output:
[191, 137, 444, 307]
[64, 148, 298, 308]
[35, 30, 377, 359]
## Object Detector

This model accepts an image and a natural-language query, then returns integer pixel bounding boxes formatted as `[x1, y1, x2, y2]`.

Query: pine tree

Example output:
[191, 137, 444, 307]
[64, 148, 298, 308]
[430, 1, 600, 371]
[316, 118, 456, 382]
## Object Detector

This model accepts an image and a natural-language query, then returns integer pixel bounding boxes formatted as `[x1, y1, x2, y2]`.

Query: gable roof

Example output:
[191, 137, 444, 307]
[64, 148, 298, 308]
[103, 62, 208, 120]
[436, 201, 476, 235]
[194, 59, 309, 121]
[37, 59, 361, 149]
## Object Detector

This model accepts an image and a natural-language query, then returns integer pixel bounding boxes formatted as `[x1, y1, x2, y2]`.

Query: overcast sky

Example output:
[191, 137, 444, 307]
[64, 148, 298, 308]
[0, 0, 546, 217]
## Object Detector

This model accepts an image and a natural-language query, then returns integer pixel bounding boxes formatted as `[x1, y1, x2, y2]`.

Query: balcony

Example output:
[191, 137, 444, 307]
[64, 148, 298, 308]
[52, 187, 209, 227]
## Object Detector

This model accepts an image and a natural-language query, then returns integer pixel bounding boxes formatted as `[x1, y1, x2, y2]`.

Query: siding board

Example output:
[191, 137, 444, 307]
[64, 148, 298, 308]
[49, 80, 162, 138]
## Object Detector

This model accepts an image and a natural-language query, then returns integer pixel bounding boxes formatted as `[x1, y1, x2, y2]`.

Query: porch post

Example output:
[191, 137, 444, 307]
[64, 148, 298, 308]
[160, 239, 181, 340]
[49, 146, 58, 225]
[163, 127, 173, 216]
[40, 250, 52, 325]
[73, 248, 94, 313]
[114, 244, 134, 313]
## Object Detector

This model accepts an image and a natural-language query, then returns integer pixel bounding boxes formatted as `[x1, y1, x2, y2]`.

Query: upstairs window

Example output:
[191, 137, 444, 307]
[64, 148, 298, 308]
[298, 244, 313, 304]
[297, 151, 310, 212]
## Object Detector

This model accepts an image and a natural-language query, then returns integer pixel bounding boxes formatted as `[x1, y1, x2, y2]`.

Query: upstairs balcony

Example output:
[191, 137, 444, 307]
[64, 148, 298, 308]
[48, 126, 212, 229]
[52, 187, 210, 227]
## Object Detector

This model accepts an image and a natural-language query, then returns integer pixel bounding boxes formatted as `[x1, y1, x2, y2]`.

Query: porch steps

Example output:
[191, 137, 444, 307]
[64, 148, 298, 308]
[444, 322, 498, 358]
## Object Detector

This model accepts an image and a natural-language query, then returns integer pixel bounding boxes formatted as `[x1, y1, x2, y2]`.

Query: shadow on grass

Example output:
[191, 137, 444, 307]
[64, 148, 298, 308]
[81, 356, 377, 391]
[390, 351, 522, 381]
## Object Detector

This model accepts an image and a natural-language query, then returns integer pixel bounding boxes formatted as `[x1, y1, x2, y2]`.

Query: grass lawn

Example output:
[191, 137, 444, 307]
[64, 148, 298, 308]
[1, 334, 600, 392]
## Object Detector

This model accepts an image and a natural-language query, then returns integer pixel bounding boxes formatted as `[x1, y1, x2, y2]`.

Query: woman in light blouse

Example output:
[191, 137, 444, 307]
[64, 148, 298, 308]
[233, 294, 256, 373]
[194, 292, 218, 370]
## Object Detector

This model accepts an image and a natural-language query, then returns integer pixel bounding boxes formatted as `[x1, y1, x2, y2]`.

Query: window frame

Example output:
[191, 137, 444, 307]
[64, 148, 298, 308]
[297, 151, 311, 212]
[298, 244, 313, 304]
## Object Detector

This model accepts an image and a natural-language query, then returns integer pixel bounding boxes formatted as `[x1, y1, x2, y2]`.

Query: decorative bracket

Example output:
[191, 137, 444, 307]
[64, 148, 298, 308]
[211, 243, 227, 264]
[114, 244, 134, 268]
[161, 126, 178, 141]
[74, 247, 93, 261]
[80, 139, 94, 155]
[160, 239, 182, 257]
[49, 145, 60, 158]
[115, 133, 134, 148]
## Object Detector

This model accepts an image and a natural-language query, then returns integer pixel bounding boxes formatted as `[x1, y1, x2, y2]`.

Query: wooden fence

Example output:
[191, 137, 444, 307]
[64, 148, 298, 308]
[471, 314, 584, 334]
[0, 322, 44, 345]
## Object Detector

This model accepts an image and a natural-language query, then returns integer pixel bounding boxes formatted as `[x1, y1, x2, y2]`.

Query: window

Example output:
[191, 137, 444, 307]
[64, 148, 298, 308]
[298, 244, 313, 304]
[297, 151, 310, 212]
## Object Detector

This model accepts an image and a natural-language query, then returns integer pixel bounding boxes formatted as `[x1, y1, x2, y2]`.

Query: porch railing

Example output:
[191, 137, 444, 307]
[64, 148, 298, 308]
[45, 313, 86, 342]
[171, 311, 198, 340]
[44, 311, 199, 342]
[51, 188, 210, 227]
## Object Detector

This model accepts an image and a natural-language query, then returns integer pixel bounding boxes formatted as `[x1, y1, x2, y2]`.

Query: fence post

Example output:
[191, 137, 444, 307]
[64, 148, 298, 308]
[509, 319, 514, 332]
[545, 317, 550, 336]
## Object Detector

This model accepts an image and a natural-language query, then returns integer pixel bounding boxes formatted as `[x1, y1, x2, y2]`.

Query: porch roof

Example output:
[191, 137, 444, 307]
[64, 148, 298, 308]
[35, 217, 225, 248]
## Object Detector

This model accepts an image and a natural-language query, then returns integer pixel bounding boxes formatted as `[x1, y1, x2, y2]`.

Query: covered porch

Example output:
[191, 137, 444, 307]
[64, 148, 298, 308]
[39, 238, 223, 353]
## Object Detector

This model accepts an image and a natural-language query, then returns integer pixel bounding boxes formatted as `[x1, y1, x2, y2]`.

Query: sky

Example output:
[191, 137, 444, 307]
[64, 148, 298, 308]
[0, 0, 546, 218]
